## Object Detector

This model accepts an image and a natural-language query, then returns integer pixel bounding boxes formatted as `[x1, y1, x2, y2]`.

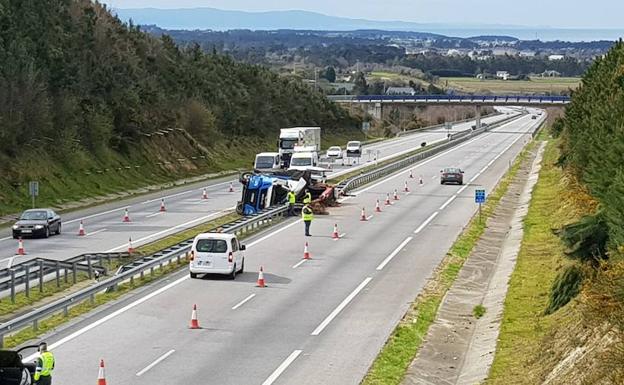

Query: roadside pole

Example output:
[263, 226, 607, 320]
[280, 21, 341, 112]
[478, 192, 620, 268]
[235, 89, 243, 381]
[475, 188, 486, 224]
[29, 181, 39, 208]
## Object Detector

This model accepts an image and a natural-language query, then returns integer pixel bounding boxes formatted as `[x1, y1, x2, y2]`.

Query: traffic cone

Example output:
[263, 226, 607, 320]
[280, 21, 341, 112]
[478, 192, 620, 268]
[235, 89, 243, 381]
[229, 182, 234, 193]
[127, 237, 135, 254]
[332, 224, 340, 239]
[159, 199, 166, 212]
[394, 189, 400, 201]
[122, 208, 131, 222]
[256, 266, 266, 287]
[189, 304, 200, 329]
[97, 359, 107, 385]
[375, 199, 382, 212]
[404, 181, 410, 192]
[360, 207, 367, 221]
[17, 238, 25, 255]
[78, 221, 86, 236]
[385, 193, 391, 205]
[202, 188, 208, 200]
[303, 242, 311, 260]
[410, 170, 414, 179]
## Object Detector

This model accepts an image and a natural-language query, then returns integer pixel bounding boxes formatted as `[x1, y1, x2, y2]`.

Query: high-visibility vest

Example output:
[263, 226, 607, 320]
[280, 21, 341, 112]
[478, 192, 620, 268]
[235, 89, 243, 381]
[303, 192, 312, 204]
[302, 206, 314, 221]
[35, 351, 55, 380]
[288, 191, 296, 204]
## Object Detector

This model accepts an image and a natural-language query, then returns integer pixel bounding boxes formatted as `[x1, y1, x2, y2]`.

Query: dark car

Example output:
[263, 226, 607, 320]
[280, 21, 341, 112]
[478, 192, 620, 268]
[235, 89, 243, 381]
[12, 209, 62, 239]
[440, 167, 464, 185]
[0, 345, 38, 385]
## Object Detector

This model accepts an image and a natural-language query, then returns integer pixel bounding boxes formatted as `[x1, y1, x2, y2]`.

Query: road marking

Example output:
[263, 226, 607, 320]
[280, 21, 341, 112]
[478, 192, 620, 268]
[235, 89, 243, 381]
[0, 236, 11, 241]
[136, 349, 176, 376]
[333, 233, 347, 241]
[439, 195, 457, 210]
[480, 166, 488, 173]
[232, 293, 256, 310]
[262, 350, 303, 385]
[311, 277, 372, 336]
[23, 275, 189, 362]
[376, 237, 413, 270]
[85, 228, 107, 237]
[414, 212, 439, 234]
[431, 175, 437, 179]
[469, 173, 481, 183]
[405, 191, 411, 196]
[145, 212, 164, 218]
[105, 208, 235, 252]
[366, 215, 374, 221]
[292, 259, 308, 269]
[458, 185, 469, 194]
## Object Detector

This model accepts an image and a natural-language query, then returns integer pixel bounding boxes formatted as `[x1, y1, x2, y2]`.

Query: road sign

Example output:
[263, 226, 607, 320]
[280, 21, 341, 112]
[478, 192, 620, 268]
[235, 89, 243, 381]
[362, 122, 371, 131]
[475, 189, 486, 204]
[29, 181, 39, 209]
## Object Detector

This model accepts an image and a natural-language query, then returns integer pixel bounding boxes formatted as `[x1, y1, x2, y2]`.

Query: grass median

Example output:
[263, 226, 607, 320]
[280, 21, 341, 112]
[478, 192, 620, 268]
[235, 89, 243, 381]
[361, 137, 537, 385]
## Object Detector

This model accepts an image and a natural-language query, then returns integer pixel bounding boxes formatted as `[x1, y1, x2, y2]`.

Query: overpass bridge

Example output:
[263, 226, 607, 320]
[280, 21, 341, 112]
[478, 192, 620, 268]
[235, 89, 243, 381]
[328, 93, 570, 121]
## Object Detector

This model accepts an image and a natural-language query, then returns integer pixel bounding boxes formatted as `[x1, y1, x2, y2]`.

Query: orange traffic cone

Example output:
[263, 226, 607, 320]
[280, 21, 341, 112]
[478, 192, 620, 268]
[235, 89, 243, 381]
[122, 208, 131, 222]
[332, 224, 340, 239]
[189, 304, 201, 329]
[97, 359, 107, 385]
[256, 266, 266, 287]
[160, 199, 166, 212]
[303, 242, 311, 260]
[410, 170, 414, 179]
[17, 238, 25, 255]
[394, 189, 400, 201]
[78, 221, 86, 236]
[385, 193, 391, 205]
[229, 182, 234, 193]
[375, 199, 382, 212]
[202, 188, 208, 199]
[128, 237, 135, 254]
[404, 181, 410, 192]
[360, 207, 367, 221]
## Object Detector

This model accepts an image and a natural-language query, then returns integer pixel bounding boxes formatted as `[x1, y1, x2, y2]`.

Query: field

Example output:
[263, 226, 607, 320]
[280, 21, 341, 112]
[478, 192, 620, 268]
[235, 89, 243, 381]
[440, 76, 581, 94]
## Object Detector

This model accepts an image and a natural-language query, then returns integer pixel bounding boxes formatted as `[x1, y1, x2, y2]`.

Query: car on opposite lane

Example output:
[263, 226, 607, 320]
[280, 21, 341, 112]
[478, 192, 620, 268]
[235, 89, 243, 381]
[326, 146, 342, 158]
[440, 167, 464, 185]
[12, 209, 62, 239]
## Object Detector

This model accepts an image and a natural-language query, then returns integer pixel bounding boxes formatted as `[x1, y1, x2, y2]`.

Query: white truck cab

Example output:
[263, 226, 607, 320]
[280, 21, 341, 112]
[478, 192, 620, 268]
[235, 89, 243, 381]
[189, 233, 245, 279]
[288, 145, 319, 171]
[254, 152, 281, 171]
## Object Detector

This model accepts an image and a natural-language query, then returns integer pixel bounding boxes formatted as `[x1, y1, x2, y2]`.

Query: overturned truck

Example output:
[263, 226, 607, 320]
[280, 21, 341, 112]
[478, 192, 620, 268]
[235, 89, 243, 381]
[236, 170, 336, 216]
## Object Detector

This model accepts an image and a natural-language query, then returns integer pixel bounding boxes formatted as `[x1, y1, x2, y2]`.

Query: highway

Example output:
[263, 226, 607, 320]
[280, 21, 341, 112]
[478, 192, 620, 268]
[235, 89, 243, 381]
[29, 111, 542, 384]
[0, 113, 511, 265]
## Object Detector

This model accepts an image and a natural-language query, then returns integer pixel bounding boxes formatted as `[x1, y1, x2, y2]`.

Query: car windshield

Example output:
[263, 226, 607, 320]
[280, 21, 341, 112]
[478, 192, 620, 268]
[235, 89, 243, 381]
[444, 168, 461, 174]
[347, 141, 360, 147]
[196, 239, 228, 253]
[280, 139, 297, 150]
[329, 147, 340, 152]
[20, 210, 47, 220]
[255, 156, 275, 168]
[291, 157, 312, 166]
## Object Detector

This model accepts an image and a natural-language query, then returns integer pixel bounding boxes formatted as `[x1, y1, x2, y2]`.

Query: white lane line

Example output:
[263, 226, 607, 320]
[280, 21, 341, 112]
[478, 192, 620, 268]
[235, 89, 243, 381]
[333, 233, 347, 241]
[247, 219, 302, 248]
[469, 173, 481, 183]
[24, 275, 189, 362]
[145, 212, 163, 218]
[85, 228, 107, 237]
[105, 208, 235, 252]
[431, 175, 437, 179]
[458, 185, 469, 194]
[64, 206, 128, 225]
[439, 195, 457, 210]
[414, 212, 439, 234]
[232, 293, 256, 310]
[366, 215, 374, 221]
[262, 350, 303, 385]
[142, 181, 234, 204]
[292, 259, 308, 269]
[376, 237, 413, 271]
[311, 277, 373, 336]
[480, 166, 488, 173]
[136, 349, 176, 376]
[405, 191, 411, 196]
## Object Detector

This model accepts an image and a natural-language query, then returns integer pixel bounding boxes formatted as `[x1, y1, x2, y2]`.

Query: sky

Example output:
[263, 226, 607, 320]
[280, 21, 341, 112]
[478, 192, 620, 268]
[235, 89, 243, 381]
[104, 0, 624, 29]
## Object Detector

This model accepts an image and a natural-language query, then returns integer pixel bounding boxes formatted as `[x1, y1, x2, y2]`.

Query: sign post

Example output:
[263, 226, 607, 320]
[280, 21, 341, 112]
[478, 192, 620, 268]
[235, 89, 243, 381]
[475, 189, 486, 224]
[29, 181, 39, 209]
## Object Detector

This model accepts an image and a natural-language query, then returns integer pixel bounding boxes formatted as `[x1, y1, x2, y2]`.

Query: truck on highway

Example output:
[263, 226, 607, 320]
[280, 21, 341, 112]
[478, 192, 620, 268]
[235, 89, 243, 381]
[254, 152, 281, 172]
[278, 127, 321, 168]
[288, 145, 320, 171]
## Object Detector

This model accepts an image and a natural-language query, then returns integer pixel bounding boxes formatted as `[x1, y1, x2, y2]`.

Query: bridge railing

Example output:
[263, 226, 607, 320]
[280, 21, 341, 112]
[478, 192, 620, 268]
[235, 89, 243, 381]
[328, 94, 570, 104]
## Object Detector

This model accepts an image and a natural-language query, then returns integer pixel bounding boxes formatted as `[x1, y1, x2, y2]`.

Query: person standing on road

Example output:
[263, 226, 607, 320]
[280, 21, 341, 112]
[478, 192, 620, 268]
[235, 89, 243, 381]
[287, 190, 296, 216]
[302, 204, 313, 236]
[34, 342, 54, 385]
[303, 189, 312, 205]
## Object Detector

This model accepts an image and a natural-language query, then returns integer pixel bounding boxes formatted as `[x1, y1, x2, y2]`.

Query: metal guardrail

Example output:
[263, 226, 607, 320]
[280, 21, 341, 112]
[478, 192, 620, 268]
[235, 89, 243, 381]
[395, 113, 499, 138]
[329, 94, 571, 105]
[337, 113, 525, 195]
[0, 205, 288, 347]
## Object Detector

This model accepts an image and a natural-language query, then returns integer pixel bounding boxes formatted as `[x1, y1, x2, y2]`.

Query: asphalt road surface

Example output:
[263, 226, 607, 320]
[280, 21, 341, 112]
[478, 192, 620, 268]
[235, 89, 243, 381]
[25, 111, 542, 384]
[0, 112, 513, 265]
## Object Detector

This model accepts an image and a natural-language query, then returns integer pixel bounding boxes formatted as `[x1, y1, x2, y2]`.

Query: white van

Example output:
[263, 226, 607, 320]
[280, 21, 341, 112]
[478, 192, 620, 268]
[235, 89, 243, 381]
[189, 233, 245, 279]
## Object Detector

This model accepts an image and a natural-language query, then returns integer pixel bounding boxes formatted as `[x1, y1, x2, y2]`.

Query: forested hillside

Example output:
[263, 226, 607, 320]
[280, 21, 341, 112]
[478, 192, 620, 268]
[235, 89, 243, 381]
[0, 0, 358, 214]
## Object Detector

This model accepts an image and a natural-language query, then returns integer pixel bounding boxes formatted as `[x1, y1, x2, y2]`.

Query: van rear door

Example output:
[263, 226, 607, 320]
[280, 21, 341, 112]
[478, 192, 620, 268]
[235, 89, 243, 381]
[195, 238, 230, 269]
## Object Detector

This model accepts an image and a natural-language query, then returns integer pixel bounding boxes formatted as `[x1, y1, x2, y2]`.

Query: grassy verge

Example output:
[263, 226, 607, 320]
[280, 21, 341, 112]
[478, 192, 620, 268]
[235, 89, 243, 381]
[439, 76, 580, 94]
[361, 139, 536, 385]
[485, 137, 584, 384]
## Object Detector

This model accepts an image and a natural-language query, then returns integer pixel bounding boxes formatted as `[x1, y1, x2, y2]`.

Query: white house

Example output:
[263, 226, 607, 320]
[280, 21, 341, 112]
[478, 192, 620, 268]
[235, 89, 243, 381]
[548, 54, 565, 61]
[496, 71, 510, 80]
[386, 87, 416, 96]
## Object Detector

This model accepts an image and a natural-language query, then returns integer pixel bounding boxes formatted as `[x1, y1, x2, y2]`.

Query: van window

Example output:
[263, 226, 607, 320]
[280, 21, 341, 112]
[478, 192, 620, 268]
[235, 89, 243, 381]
[196, 239, 228, 253]
[231, 239, 239, 252]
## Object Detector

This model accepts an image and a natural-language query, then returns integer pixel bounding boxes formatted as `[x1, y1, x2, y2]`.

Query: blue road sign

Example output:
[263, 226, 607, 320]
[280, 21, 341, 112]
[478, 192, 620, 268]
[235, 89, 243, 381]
[475, 189, 486, 204]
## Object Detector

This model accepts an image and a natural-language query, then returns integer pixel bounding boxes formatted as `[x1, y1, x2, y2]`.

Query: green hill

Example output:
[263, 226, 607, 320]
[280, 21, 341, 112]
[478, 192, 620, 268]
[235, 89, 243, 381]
[0, 0, 359, 215]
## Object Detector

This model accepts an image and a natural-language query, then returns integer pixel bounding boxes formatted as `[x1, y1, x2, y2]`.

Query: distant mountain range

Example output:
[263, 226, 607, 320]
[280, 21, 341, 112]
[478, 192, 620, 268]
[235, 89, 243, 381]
[113, 7, 624, 42]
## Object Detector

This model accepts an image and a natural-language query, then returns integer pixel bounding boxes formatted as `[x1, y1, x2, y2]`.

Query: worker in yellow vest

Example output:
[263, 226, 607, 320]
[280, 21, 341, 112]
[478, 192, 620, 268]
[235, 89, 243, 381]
[34, 342, 55, 384]
[287, 190, 296, 216]
[302, 204, 313, 236]
[303, 189, 312, 204]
